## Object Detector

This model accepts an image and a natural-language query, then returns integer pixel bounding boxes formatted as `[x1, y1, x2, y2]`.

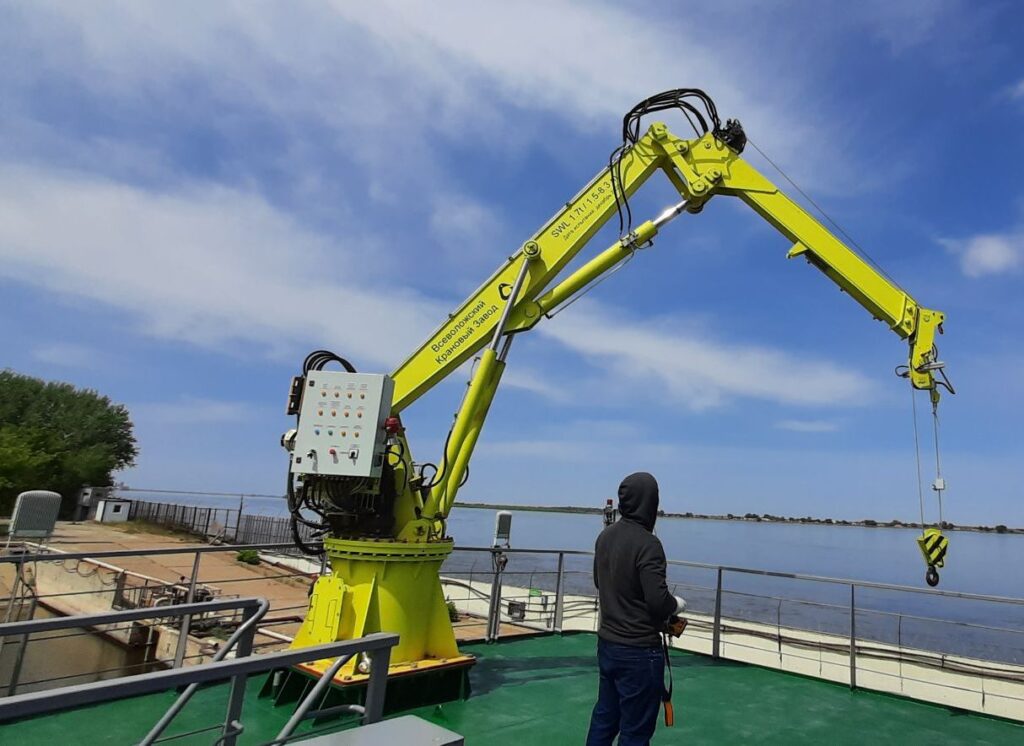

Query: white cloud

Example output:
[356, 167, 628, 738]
[1011, 79, 1024, 100]
[132, 397, 253, 426]
[1, 1, 857, 191]
[31, 342, 104, 369]
[0, 166, 441, 367]
[538, 301, 874, 409]
[499, 367, 570, 402]
[775, 419, 840, 433]
[0, 3, 934, 416]
[941, 233, 1022, 277]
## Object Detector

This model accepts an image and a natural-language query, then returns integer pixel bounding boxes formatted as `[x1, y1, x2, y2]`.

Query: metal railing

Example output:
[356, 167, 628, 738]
[0, 542, 322, 693]
[0, 598, 396, 746]
[125, 499, 317, 552]
[441, 546, 1024, 704]
[0, 597, 263, 744]
[5, 508, 1024, 720]
[128, 499, 242, 541]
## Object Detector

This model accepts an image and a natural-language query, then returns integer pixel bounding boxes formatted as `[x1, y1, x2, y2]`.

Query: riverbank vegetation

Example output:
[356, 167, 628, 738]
[453, 502, 1022, 534]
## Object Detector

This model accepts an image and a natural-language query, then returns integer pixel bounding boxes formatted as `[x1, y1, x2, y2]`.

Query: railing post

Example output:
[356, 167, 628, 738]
[486, 549, 505, 642]
[849, 583, 857, 690]
[553, 552, 565, 633]
[7, 585, 37, 696]
[712, 566, 723, 660]
[236, 494, 246, 541]
[220, 602, 258, 746]
[173, 552, 202, 668]
[363, 645, 393, 724]
[0, 554, 26, 692]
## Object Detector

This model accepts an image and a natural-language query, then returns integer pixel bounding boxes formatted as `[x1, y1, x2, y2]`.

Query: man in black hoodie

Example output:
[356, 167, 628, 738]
[586, 472, 683, 746]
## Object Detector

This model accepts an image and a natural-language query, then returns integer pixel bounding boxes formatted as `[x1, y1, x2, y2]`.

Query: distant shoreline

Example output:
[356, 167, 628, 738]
[452, 502, 1024, 534]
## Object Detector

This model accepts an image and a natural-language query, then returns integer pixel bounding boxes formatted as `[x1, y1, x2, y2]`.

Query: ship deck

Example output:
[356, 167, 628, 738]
[5, 632, 1022, 744]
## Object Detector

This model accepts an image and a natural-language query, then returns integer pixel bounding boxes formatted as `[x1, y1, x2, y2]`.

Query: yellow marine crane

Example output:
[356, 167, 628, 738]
[280, 89, 953, 686]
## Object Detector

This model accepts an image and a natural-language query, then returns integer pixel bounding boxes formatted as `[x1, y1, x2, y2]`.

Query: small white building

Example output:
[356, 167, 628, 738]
[95, 498, 131, 523]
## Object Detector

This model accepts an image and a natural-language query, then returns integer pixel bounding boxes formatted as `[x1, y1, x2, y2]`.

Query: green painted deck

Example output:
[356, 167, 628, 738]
[3, 633, 1021, 744]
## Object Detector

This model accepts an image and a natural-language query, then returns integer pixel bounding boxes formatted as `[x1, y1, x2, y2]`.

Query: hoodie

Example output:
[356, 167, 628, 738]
[593, 472, 678, 647]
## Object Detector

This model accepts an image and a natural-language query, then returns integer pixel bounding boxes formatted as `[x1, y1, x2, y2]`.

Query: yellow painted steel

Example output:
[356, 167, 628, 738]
[651, 129, 945, 392]
[290, 537, 472, 680]
[916, 527, 949, 568]
[507, 219, 661, 331]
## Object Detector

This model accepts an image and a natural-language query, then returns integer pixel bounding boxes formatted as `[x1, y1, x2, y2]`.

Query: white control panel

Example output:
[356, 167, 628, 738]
[291, 371, 395, 479]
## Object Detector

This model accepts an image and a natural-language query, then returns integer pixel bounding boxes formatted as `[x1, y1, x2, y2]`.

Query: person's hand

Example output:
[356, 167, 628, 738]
[664, 615, 687, 638]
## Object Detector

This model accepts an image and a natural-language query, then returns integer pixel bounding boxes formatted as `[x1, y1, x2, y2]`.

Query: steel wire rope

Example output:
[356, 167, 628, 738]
[911, 389, 928, 527]
[932, 405, 945, 527]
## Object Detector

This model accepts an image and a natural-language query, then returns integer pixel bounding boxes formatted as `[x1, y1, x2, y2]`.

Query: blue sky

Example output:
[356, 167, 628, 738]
[1, 1, 1022, 524]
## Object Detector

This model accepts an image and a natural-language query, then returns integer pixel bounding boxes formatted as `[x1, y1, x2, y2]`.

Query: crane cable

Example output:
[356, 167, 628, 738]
[911, 386, 948, 528]
[910, 388, 927, 528]
[932, 400, 945, 528]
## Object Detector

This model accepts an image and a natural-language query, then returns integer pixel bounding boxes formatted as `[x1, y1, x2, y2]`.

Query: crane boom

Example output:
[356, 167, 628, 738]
[390, 128, 946, 417]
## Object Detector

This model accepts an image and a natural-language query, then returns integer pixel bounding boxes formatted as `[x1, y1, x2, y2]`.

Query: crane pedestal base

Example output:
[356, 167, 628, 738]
[289, 536, 474, 685]
[264, 656, 473, 716]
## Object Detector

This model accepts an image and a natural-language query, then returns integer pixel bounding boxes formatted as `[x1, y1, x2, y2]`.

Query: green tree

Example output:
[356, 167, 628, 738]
[0, 370, 137, 516]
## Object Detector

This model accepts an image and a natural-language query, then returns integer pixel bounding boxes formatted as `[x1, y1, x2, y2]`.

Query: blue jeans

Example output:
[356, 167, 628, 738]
[586, 638, 664, 746]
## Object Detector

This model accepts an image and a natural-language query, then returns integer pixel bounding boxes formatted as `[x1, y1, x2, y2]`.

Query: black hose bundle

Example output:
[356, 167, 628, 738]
[609, 88, 745, 240]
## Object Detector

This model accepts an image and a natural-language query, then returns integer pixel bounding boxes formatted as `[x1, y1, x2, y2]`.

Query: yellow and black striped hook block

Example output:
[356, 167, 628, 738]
[916, 527, 949, 586]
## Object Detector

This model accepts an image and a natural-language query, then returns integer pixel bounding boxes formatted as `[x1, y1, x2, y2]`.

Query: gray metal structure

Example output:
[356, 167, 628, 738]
[7, 491, 62, 542]
[0, 600, 397, 746]
[300, 715, 465, 745]
[290, 371, 395, 479]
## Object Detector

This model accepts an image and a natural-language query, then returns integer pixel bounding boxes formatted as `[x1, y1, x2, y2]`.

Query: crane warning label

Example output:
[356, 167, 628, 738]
[547, 177, 615, 245]
[431, 299, 499, 365]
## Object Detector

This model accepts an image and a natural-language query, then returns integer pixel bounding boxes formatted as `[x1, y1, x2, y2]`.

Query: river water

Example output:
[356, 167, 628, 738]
[145, 494, 1024, 598]
[129, 495, 1024, 662]
[442, 508, 1024, 664]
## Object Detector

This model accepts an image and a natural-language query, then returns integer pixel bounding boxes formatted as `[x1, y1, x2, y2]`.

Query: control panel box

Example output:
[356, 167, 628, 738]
[291, 371, 395, 479]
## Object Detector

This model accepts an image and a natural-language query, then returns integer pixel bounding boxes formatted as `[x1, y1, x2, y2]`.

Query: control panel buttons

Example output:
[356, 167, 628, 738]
[292, 371, 394, 480]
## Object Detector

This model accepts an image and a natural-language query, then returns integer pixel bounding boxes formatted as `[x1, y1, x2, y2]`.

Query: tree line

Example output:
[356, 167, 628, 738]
[0, 370, 137, 517]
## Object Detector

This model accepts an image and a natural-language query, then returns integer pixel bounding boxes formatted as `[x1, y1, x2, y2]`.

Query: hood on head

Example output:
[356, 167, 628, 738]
[618, 472, 659, 531]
